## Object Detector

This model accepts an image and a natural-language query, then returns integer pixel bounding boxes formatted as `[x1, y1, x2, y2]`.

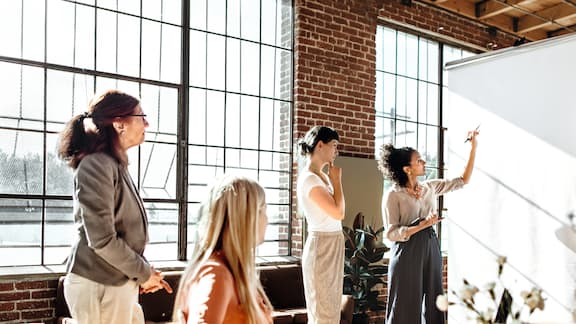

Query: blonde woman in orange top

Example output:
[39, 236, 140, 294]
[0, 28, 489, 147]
[173, 175, 273, 324]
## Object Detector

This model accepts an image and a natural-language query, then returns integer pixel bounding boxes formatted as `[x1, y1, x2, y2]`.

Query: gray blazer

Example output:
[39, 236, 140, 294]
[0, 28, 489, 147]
[66, 152, 151, 286]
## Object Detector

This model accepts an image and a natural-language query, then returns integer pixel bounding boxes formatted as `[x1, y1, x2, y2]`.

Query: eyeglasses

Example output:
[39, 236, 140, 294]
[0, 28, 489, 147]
[114, 114, 147, 118]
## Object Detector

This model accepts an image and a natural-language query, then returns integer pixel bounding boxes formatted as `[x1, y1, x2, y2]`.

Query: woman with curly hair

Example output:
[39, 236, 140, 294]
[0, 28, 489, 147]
[378, 129, 478, 324]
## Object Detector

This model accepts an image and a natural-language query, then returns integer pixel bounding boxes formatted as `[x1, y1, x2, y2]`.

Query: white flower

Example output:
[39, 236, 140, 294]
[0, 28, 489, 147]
[459, 283, 479, 301]
[483, 281, 496, 291]
[436, 294, 449, 312]
[521, 287, 545, 312]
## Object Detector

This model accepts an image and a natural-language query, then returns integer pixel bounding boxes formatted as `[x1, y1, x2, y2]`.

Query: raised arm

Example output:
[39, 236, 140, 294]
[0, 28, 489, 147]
[307, 164, 345, 221]
[461, 129, 479, 184]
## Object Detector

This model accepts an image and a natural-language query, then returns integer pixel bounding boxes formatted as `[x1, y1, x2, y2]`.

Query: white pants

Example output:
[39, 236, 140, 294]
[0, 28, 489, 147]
[64, 272, 144, 324]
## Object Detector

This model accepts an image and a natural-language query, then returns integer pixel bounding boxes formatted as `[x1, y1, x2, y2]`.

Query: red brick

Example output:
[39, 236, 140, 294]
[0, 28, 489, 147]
[31, 289, 57, 299]
[0, 283, 14, 292]
[21, 309, 54, 319]
[0, 291, 31, 301]
[15, 280, 47, 290]
[17, 300, 49, 310]
[0, 302, 14, 312]
[0, 311, 19, 321]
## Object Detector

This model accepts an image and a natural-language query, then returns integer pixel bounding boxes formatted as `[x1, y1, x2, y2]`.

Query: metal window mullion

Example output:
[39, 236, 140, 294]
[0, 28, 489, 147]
[178, 0, 191, 261]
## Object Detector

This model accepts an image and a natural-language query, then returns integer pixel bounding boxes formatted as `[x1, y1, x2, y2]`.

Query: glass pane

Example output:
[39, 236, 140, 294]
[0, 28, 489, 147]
[142, 0, 162, 21]
[143, 202, 178, 261]
[117, 14, 141, 78]
[241, 0, 260, 42]
[396, 76, 417, 122]
[225, 93, 240, 147]
[142, 20, 161, 81]
[118, 0, 141, 16]
[263, 224, 289, 242]
[378, 72, 395, 117]
[418, 82, 439, 125]
[74, 5, 96, 69]
[375, 116, 394, 151]
[47, 70, 95, 130]
[259, 99, 281, 151]
[141, 85, 178, 143]
[0, 1, 23, 58]
[206, 34, 225, 90]
[190, 0, 207, 31]
[96, 9, 118, 74]
[47, 0, 75, 66]
[261, 46, 291, 100]
[262, 0, 292, 48]
[0, 63, 44, 130]
[160, 24, 181, 83]
[188, 165, 224, 201]
[264, 203, 289, 223]
[226, 38, 241, 92]
[162, 0, 181, 25]
[0, 130, 44, 195]
[187, 202, 201, 259]
[23, 0, 46, 62]
[189, 88, 206, 144]
[207, 0, 225, 34]
[258, 170, 288, 189]
[137, 142, 177, 200]
[419, 38, 439, 83]
[397, 32, 418, 78]
[46, 134, 74, 196]
[240, 96, 259, 149]
[394, 120, 417, 148]
[417, 124, 439, 169]
[382, 27, 396, 73]
[227, 0, 240, 37]
[241, 41, 260, 96]
[0, 199, 42, 266]
[206, 90, 225, 146]
[189, 30, 207, 88]
[44, 200, 74, 265]
[257, 241, 287, 257]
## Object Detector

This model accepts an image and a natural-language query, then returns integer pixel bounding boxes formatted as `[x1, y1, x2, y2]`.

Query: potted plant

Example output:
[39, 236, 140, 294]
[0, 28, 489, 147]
[343, 212, 389, 323]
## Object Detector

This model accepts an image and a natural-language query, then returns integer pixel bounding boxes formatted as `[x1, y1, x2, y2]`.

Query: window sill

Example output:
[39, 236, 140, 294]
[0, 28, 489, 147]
[0, 256, 302, 280]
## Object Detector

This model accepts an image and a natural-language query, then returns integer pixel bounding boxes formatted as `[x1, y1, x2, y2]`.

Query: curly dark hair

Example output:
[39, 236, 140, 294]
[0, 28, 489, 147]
[298, 126, 340, 156]
[377, 143, 416, 187]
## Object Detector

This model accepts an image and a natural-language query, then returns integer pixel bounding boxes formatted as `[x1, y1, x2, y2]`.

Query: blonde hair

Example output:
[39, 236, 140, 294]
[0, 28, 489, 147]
[173, 175, 272, 323]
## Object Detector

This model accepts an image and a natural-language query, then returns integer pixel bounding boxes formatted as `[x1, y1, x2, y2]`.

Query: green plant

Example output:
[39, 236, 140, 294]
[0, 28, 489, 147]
[342, 212, 389, 315]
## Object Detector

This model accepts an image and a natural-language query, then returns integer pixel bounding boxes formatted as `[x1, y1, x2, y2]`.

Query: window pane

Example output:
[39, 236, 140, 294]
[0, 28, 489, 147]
[241, 41, 260, 96]
[396, 76, 417, 122]
[0, 199, 42, 266]
[394, 120, 417, 148]
[190, 0, 207, 31]
[118, 14, 141, 78]
[189, 88, 207, 144]
[0, 63, 45, 130]
[143, 202, 178, 261]
[382, 27, 396, 73]
[207, 0, 225, 34]
[418, 82, 439, 125]
[226, 38, 241, 92]
[190, 30, 207, 88]
[47, 1, 75, 66]
[135, 142, 177, 200]
[0, 130, 44, 195]
[46, 134, 74, 196]
[45, 200, 74, 265]
[417, 124, 439, 169]
[241, 0, 260, 42]
[207, 34, 226, 90]
[141, 85, 178, 143]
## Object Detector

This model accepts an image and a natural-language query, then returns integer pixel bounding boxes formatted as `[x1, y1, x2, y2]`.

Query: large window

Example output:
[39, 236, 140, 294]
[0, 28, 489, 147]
[375, 25, 473, 249]
[0, 0, 293, 267]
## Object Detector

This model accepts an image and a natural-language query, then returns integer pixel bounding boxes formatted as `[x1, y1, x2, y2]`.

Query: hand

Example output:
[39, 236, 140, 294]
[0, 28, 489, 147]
[421, 212, 442, 228]
[466, 129, 479, 148]
[327, 162, 342, 184]
[140, 267, 173, 294]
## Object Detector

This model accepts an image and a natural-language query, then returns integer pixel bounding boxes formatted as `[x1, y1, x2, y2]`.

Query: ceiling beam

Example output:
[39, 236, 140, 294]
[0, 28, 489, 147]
[516, 2, 576, 33]
[548, 23, 576, 37]
[476, 0, 540, 19]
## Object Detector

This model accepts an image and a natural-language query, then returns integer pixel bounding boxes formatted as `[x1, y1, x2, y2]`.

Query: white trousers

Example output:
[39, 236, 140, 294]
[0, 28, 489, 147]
[64, 272, 144, 324]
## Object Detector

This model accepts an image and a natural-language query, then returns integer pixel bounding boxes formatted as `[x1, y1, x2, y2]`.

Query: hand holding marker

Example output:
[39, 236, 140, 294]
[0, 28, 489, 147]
[464, 124, 480, 143]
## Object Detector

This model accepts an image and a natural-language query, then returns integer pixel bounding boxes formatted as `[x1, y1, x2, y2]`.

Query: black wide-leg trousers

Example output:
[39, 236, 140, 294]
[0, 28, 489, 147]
[386, 226, 446, 324]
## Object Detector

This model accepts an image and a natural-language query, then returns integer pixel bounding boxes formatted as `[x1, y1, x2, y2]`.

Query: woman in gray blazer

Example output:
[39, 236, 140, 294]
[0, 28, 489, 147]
[58, 89, 172, 324]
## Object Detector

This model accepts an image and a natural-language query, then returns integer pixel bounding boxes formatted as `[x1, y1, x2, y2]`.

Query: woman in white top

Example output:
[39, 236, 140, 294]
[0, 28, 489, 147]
[378, 129, 478, 324]
[297, 126, 345, 324]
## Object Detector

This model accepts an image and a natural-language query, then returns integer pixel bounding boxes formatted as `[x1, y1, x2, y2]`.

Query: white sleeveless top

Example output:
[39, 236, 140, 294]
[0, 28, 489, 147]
[297, 170, 342, 233]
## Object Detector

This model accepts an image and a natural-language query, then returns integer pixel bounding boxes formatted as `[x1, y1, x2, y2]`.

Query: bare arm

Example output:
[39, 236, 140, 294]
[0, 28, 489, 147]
[308, 164, 345, 221]
[461, 129, 479, 184]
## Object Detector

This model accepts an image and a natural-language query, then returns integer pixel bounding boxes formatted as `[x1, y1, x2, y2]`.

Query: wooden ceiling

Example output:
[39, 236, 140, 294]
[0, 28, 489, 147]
[419, 0, 576, 41]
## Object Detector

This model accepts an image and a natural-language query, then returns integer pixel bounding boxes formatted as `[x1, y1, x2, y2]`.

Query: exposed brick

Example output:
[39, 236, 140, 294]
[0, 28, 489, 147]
[31, 289, 57, 299]
[0, 291, 30, 301]
[17, 300, 49, 310]
[21, 308, 54, 319]
[0, 311, 19, 321]
[0, 302, 15, 312]
[15, 280, 47, 290]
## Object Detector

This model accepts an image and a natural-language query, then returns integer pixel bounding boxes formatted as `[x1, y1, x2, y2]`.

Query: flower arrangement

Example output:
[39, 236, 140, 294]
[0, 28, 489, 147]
[435, 256, 545, 323]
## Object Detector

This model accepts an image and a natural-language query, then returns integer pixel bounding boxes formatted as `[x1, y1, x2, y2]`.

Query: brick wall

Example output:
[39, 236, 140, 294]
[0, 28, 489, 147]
[0, 277, 58, 324]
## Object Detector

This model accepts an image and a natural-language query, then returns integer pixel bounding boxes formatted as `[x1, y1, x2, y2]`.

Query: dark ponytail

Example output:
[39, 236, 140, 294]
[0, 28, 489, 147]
[298, 126, 340, 156]
[377, 143, 415, 187]
[57, 90, 140, 169]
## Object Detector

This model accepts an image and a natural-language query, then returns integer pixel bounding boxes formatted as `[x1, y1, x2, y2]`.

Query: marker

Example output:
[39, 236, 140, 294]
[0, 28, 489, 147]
[464, 124, 481, 143]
